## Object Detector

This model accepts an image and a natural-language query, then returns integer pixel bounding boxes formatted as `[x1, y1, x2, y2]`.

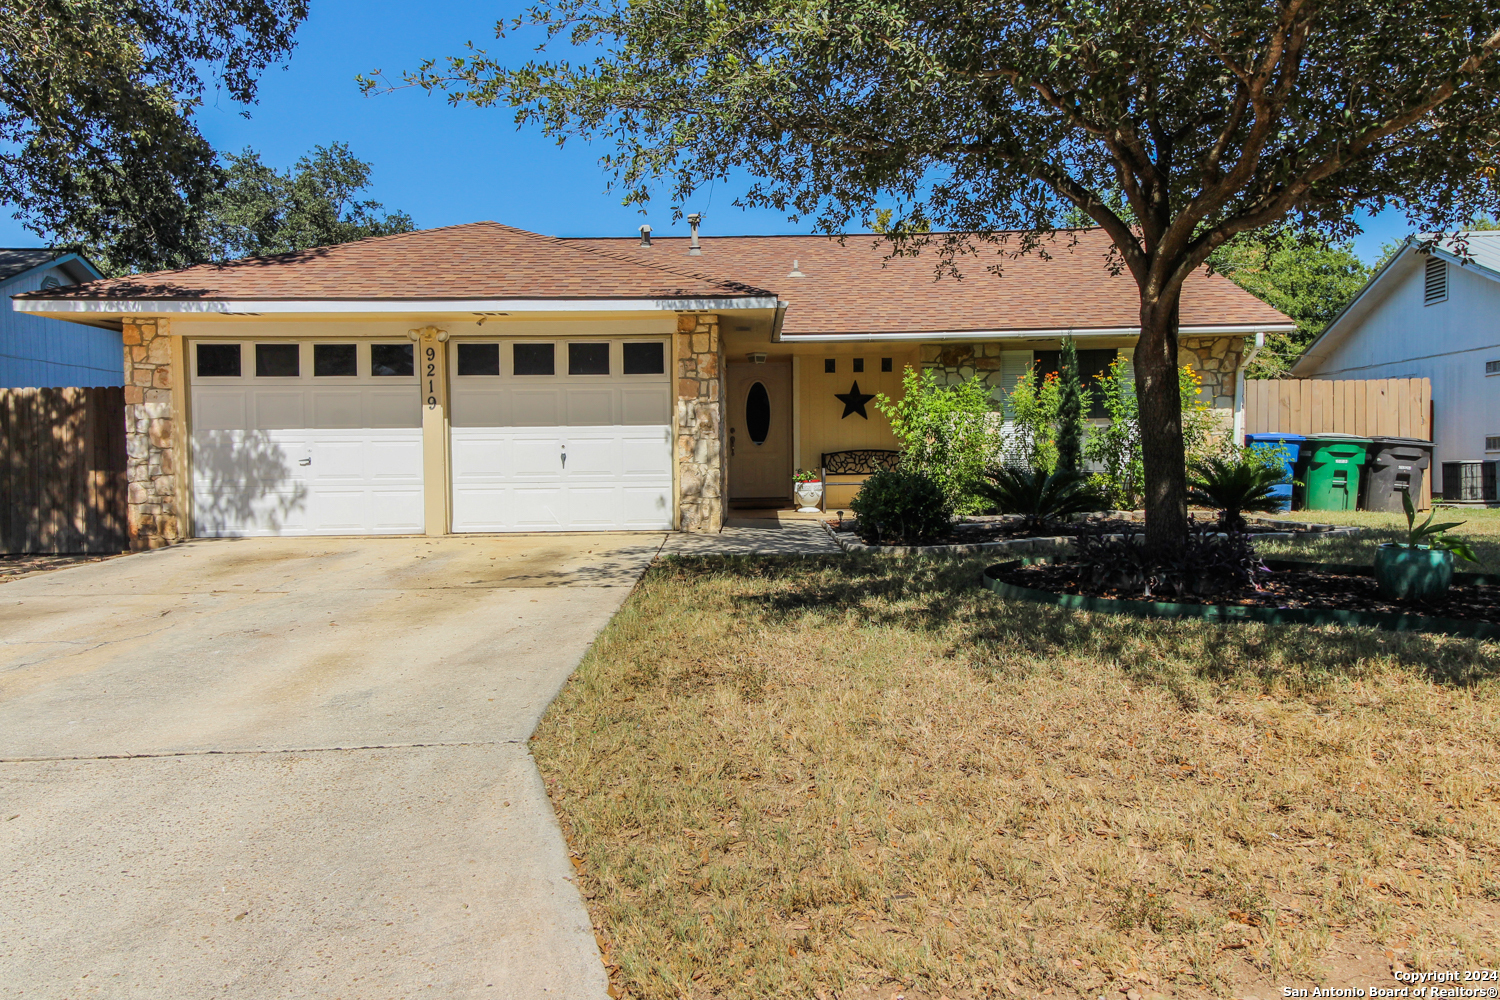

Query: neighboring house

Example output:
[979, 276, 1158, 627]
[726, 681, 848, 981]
[1292, 231, 1500, 477]
[0, 249, 112, 387]
[13, 222, 1289, 548]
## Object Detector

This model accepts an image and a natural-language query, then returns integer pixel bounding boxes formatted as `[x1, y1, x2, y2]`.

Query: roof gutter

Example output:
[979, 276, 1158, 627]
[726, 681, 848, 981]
[12, 295, 781, 318]
[776, 322, 1295, 343]
[770, 300, 788, 341]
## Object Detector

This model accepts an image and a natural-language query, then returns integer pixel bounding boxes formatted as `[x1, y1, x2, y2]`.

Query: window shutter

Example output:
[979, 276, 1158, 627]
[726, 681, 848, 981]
[996, 350, 1033, 466]
[1424, 256, 1448, 305]
[998, 350, 1031, 402]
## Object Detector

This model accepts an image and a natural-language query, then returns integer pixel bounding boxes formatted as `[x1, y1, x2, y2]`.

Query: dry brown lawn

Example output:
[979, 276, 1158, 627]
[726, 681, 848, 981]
[1261, 506, 1500, 571]
[532, 552, 1500, 1000]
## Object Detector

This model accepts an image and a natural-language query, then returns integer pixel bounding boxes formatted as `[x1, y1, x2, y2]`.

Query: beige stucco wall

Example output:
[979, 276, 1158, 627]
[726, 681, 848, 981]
[794, 348, 915, 471]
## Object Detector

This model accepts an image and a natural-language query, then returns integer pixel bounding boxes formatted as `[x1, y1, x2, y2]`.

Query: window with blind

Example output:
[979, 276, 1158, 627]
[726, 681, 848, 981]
[1033, 348, 1119, 418]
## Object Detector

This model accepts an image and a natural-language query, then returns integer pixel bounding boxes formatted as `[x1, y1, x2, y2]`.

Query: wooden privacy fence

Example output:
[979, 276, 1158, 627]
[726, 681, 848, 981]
[1244, 377, 1434, 509]
[0, 387, 127, 554]
[1243, 377, 1432, 440]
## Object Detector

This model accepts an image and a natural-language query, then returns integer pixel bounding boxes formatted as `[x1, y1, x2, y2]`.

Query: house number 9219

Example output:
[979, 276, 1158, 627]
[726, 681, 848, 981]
[425, 346, 438, 409]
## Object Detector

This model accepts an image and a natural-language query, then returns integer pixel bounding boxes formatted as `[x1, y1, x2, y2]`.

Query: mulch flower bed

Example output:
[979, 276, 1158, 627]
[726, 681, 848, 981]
[993, 560, 1500, 625]
[833, 514, 1336, 547]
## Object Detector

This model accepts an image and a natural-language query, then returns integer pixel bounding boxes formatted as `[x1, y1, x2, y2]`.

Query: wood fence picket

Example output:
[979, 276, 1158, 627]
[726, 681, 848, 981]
[0, 386, 127, 554]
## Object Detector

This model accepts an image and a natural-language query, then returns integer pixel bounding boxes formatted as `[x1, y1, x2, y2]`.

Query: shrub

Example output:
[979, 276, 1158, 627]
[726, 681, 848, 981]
[849, 468, 953, 545]
[1055, 338, 1086, 474]
[973, 466, 1106, 533]
[874, 366, 999, 513]
[1187, 452, 1290, 531]
[1001, 364, 1061, 472]
[1084, 357, 1224, 508]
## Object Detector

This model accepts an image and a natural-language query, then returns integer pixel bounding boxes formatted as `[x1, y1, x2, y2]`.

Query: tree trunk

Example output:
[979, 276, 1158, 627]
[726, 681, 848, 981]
[1134, 291, 1189, 552]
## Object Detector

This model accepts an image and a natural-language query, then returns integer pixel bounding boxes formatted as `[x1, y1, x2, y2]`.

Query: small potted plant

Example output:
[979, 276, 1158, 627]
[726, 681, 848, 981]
[1374, 491, 1478, 600]
[793, 469, 823, 512]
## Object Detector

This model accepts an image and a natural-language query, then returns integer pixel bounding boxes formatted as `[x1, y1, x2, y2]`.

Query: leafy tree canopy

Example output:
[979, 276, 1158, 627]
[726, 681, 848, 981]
[1209, 232, 1370, 378]
[389, 0, 1500, 547]
[1, 0, 307, 272]
[202, 143, 415, 261]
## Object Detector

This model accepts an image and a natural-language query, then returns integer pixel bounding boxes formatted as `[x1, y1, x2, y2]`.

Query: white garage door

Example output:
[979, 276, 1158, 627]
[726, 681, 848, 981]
[189, 341, 424, 536]
[449, 338, 673, 531]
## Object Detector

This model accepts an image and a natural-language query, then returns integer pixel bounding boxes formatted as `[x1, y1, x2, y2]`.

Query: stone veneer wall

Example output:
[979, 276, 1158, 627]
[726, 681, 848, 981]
[122, 318, 180, 549]
[1178, 336, 1246, 410]
[675, 313, 725, 531]
[920, 343, 1006, 390]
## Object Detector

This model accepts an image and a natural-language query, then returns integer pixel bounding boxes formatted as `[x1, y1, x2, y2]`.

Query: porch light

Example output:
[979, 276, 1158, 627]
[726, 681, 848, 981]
[748, 352, 767, 364]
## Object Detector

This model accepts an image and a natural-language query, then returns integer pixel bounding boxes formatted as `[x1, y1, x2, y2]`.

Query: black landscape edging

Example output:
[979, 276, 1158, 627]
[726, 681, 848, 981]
[981, 559, 1500, 641]
[825, 520, 1362, 558]
[821, 520, 1075, 558]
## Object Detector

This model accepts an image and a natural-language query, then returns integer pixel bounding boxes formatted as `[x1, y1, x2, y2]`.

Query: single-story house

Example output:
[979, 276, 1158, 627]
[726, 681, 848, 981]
[0, 248, 112, 388]
[1292, 231, 1499, 483]
[12, 222, 1290, 548]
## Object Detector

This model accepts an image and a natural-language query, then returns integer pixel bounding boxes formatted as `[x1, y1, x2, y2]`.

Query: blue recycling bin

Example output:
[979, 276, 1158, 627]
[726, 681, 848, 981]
[1244, 433, 1305, 510]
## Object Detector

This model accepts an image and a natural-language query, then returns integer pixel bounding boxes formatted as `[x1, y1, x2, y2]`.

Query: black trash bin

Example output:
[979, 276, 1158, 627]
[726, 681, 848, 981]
[1361, 437, 1434, 512]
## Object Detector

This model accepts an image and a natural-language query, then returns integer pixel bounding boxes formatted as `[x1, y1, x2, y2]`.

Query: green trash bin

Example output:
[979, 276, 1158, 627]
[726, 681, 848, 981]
[1298, 434, 1372, 511]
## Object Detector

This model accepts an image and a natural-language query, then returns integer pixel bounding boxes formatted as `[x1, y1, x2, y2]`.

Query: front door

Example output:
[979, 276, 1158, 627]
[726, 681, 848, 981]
[727, 361, 792, 501]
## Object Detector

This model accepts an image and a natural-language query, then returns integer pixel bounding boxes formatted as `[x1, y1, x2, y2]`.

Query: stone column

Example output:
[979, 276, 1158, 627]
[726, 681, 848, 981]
[122, 318, 181, 550]
[675, 313, 725, 532]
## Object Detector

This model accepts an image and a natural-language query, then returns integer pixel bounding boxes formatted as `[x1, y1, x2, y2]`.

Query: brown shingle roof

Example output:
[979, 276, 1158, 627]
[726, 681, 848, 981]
[578, 229, 1290, 335]
[18, 221, 769, 302]
[21, 222, 1290, 336]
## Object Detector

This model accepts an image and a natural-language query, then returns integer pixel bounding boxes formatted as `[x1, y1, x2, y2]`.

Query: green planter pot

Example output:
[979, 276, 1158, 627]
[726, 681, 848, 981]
[1374, 544, 1453, 601]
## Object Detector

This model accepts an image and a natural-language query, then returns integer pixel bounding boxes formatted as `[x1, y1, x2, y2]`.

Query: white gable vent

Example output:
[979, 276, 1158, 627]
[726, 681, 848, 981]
[1424, 255, 1448, 305]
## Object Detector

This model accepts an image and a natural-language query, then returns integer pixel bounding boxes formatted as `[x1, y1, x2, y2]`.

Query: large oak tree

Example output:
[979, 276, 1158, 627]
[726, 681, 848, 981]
[1, 0, 307, 272]
[391, 0, 1500, 547]
[204, 143, 415, 260]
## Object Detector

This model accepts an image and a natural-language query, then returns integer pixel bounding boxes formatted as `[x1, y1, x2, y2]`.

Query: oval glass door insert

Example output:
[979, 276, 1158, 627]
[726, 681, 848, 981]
[745, 381, 771, 445]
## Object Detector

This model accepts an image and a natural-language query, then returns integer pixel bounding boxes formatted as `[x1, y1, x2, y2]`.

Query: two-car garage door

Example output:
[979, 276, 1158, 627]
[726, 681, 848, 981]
[187, 336, 672, 536]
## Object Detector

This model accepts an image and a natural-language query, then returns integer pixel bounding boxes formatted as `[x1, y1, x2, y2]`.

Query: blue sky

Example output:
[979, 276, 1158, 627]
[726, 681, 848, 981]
[0, 0, 1413, 263]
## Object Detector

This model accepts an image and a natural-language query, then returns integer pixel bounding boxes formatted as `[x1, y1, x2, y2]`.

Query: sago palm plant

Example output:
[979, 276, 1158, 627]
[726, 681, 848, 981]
[1187, 455, 1288, 532]
[974, 466, 1106, 534]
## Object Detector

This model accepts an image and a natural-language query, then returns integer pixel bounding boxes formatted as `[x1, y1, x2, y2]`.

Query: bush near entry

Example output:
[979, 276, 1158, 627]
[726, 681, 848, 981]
[849, 467, 953, 545]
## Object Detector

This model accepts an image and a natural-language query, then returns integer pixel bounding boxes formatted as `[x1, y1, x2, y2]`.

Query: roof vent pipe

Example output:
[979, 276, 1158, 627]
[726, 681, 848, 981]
[686, 213, 702, 255]
[638, 224, 652, 247]
[788, 259, 806, 278]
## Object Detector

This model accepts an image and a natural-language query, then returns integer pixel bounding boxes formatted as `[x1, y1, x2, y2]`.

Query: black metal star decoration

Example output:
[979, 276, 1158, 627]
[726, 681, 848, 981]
[835, 380, 875, 419]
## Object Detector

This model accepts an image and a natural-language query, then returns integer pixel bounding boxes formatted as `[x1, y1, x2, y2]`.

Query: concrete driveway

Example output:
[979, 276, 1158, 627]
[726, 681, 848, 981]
[0, 533, 666, 999]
